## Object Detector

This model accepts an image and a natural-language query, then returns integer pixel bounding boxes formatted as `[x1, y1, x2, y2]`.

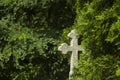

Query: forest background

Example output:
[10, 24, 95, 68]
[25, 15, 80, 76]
[0, 0, 120, 80]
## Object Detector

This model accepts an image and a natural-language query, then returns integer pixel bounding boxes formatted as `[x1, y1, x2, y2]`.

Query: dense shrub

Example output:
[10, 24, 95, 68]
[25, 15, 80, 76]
[71, 0, 120, 80]
[0, 0, 75, 80]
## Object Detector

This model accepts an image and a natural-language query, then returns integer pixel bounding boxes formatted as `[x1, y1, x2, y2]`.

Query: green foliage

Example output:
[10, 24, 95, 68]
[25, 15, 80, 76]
[73, 0, 120, 56]
[69, 0, 120, 80]
[1, 0, 120, 79]
[0, 0, 75, 38]
[73, 54, 120, 80]
[0, 17, 69, 80]
[0, 0, 76, 80]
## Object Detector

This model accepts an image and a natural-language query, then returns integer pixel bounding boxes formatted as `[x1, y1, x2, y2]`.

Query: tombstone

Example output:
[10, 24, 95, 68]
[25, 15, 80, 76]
[58, 29, 83, 79]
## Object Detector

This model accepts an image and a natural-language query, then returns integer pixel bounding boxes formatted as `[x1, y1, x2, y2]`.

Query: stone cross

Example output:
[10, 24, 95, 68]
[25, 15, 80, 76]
[58, 29, 82, 79]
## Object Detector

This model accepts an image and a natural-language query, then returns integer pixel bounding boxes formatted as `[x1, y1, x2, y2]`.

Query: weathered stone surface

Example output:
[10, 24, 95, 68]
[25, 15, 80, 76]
[58, 29, 82, 79]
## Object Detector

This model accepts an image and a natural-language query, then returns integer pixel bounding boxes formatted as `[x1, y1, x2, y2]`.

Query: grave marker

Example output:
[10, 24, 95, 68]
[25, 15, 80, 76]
[58, 29, 82, 79]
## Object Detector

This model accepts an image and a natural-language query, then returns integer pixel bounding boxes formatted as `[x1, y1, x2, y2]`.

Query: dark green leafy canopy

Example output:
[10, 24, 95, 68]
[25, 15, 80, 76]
[0, 0, 75, 80]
